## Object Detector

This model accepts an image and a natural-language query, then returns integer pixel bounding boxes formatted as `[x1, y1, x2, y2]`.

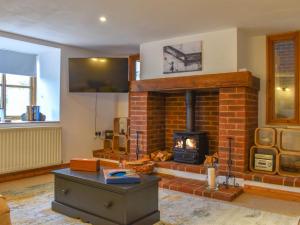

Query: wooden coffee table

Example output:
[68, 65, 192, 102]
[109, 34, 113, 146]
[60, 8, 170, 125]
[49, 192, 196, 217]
[52, 168, 160, 225]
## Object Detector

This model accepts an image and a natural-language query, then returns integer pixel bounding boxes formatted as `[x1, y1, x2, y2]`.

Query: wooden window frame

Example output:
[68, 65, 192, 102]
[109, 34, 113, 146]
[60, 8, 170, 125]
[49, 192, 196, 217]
[0, 74, 36, 120]
[128, 54, 140, 81]
[266, 32, 300, 125]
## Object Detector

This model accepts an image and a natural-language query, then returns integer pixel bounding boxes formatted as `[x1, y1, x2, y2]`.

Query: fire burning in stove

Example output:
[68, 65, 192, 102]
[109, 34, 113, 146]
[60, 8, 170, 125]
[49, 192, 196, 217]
[172, 91, 209, 164]
[186, 138, 197, 149]
[175, 137, 197, 150]
[173, 132, 208, 164]
[175, 139, 184, 148]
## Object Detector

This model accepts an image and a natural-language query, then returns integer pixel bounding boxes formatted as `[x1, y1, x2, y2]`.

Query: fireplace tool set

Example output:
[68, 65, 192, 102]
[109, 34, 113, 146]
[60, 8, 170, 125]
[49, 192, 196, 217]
[223, 137, 239, 188]
[136, 131, 142, 160]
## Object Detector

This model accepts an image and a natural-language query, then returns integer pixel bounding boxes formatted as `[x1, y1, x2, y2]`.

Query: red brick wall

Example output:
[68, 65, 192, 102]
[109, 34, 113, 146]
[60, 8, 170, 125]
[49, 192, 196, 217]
[165, 93, 186, 150]
[195, 91, 219, 154]
[129, 92, 165, 158]
[218, 87, 258, 178]
[154, 92, 220, 152]
[129, 92, 148, 159]
[147, 92, 165, 153]
[245, 88, 259, 162]
[130, 91, 220, 154]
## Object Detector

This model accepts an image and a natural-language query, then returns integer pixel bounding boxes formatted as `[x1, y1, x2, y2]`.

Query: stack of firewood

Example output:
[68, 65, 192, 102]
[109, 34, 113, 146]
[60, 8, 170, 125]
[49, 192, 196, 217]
[150, 150, 173, 162]
[123, 156, 155, 175]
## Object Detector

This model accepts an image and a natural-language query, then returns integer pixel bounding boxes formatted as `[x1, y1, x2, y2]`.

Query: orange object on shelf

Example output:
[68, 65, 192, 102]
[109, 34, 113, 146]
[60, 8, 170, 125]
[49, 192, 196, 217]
[70, 158, 100, 172]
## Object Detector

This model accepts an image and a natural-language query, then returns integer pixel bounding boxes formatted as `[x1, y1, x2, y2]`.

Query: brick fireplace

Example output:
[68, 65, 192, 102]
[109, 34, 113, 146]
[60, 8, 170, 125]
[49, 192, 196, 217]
[129, 71, 259, 178]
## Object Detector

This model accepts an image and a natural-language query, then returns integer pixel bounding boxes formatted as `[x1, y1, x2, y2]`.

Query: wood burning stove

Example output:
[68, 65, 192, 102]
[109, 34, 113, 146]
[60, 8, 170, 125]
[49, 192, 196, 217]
[173, 131, 208, 164]
[172, 91, 209, 164]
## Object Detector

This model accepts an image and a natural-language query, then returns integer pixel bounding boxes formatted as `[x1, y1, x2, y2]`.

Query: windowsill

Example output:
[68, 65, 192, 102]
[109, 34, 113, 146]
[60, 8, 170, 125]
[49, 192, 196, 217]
[0, 120, 60, 128]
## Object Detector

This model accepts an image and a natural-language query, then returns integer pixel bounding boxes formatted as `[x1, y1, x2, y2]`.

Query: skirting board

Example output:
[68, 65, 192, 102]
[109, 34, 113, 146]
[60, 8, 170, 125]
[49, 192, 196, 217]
[0, 163, 70, 183]
[244, 184, 300, 202]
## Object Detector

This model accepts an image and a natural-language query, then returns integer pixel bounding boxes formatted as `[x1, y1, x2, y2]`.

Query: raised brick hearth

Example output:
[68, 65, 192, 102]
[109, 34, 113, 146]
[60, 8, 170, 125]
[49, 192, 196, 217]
[129, 71, 260, 178]
[244, 171, 300, 188]
[159, 174, 243, 201]
[95, 159, 243, 202]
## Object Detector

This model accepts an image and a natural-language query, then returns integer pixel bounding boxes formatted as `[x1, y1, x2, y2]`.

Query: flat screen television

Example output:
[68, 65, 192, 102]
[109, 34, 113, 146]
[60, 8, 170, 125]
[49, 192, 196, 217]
[69, 57, 129, 92]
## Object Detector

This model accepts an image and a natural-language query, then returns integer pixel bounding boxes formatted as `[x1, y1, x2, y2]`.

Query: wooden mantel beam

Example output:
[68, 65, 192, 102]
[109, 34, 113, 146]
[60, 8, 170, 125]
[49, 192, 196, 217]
[130, 71, 260, 92]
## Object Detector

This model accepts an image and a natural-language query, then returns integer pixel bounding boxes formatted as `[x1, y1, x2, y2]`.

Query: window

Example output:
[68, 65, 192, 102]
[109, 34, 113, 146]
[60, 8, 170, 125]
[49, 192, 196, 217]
[267, 32, 300, 125]
[0, 75, 2, 109]
[135, 60, 141, 80]
[129, 54, 140, 81]
[0, 74, 36, 119]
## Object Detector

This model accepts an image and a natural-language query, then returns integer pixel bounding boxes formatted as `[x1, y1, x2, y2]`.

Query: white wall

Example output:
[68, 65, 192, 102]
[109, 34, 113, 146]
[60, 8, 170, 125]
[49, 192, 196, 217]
[116, 93, 129, 117]
[0, 31, 126, 162]
[140, 28, 238, 79]
[238, 34, 267, 127]
[60, 46, 120, 161]
[237, 29, 249, 70]
[37, 50, 61, 121]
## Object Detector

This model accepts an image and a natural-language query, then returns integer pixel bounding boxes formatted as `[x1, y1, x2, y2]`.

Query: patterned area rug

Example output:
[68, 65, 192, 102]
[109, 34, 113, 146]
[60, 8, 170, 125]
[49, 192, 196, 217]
[1, 182, 299, 225]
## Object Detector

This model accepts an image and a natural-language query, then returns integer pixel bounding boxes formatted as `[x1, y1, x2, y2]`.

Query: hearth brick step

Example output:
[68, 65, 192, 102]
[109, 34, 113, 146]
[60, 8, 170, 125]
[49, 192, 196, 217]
[244, 172, 300, 188]
[96, 159, 242, 201]
[158, 174, 243, 202]
[96, 158, 300, 189]
[155, 161, 206, 174]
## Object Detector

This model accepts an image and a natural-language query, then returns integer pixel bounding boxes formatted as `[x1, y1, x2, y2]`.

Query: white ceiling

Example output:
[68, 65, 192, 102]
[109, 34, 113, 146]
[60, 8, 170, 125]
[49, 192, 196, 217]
[0, 0, 300, 55]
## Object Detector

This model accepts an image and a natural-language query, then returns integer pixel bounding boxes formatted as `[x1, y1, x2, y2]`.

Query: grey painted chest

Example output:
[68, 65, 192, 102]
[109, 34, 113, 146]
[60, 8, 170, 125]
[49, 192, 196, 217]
[52, 168, 160, 225]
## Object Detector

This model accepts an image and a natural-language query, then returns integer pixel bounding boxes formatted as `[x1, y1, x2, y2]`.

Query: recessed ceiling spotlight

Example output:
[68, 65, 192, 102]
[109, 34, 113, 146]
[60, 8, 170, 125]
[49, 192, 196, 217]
[99, 58, 107, 63]
[99, 16, 107, 22]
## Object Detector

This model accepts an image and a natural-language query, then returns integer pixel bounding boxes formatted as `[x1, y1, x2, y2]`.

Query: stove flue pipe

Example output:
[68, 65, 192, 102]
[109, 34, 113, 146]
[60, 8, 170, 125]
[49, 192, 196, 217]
[185, 90, 195, 132]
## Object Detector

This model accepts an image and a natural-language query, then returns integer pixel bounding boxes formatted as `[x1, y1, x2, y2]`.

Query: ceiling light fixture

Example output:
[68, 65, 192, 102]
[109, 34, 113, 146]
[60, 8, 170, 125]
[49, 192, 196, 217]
[99, 58, 107, 63]
[276, 86, 290, 92]
[99, 16, 107, 22]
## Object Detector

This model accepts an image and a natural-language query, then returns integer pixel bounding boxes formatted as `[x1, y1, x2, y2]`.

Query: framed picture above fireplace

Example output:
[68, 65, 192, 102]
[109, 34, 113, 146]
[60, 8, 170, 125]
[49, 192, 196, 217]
[163, 40, 202, 74]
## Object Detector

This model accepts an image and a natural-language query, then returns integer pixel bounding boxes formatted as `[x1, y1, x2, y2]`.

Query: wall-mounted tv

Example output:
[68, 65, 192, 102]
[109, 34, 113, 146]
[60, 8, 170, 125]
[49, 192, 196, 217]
[69, 57, 129, 92]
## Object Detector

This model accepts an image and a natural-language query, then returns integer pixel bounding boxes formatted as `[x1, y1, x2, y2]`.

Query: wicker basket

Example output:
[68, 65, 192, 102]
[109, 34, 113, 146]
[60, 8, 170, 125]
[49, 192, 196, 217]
[249, 146, 278, 174]
[279, 129, 300, 153]
[125, 161, 155, 175]
[278, 152, 300, 177]
[255, 127, 276, 148]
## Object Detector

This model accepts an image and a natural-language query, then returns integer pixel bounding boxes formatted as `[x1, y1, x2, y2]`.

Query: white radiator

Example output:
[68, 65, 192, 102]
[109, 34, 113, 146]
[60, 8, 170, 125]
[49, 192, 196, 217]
[0, 126, 62, 174]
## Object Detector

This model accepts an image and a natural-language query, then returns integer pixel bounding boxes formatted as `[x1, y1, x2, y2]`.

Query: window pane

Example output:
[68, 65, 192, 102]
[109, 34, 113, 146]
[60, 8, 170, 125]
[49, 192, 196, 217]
[0, 74, 2, 84]
[0, 85, 2, 108]
[274, 40, 295, 119]
[6, 87, 30, 117]
[6, 74, 30, 86]
[135, 60, 140, 80]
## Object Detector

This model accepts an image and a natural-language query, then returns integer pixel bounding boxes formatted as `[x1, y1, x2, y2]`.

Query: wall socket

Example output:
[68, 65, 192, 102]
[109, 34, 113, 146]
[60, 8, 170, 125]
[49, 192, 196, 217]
[94, 131, 102, 137]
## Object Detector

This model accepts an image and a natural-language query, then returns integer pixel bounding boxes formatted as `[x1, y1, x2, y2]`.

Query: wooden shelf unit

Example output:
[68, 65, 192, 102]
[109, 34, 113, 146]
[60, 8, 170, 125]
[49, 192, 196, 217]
[112, 117, 130, 153]
[249, 146, 278, 175]
[278, 152, 300, 177]
[254, 127, 276, 148]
